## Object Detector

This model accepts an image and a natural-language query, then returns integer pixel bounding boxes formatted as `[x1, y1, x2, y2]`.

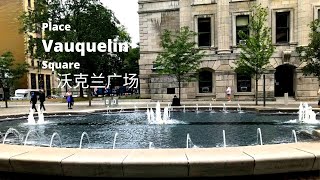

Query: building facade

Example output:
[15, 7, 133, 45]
[138, 0, 320, 101]
[0, 0, 27, 99]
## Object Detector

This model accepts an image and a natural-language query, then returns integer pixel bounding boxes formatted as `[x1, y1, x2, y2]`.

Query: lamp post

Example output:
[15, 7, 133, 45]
[37, 60, 43, 90]
[263, 74, 266, 107]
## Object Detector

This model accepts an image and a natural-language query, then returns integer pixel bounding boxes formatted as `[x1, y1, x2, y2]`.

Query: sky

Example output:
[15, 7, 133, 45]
[101, 0, 139, 47]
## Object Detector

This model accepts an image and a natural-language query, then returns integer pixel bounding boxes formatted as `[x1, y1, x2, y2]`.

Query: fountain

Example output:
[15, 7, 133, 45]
[186, 133, 190, 148]
[237, 104, 244, 113]
[292, 130, 298, 143]
[24, 130, 41, 146]
[0, 104, 319, 149]
[209, 103, 215, 113]
[196, 104, 199, 113]
[37, 105, 45, 124]
[147, 101, 170, 124]
[257, 128, 263, 145]
[2, 128, 22, 144]
[186, 133, 198, 148]
[163, 107, 170, 121]
[49, 132, 63, 147]
[79, 132, 90, 149]
[149, 142, 155, 149]
[183, 105, 186, 113]
[222, 103, 228, 113]
[222, 130, 226, 148]
[298, 102, 318, 124]
[27, 108, 36, 124]
[113, 132, 118, 149]
[155, 101, 162, 123]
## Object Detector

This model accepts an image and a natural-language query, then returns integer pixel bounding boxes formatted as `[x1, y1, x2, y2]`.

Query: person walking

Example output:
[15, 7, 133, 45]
[226, 86, 232, 102]
[39, 89, 46, 111]
[30, 92, 38, 112]
[66, 90, 73, 109]
[318, 86, 320, 107]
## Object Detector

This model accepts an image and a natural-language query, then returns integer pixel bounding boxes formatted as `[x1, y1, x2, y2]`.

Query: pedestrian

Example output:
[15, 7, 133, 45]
[30, 92, 38, 112]
[318, 86, 320, 107]
[172, 95, 181, 106]
[39, 89, 46, 111]
[66, 89, 73, 109]
[226, 86, 232, 102]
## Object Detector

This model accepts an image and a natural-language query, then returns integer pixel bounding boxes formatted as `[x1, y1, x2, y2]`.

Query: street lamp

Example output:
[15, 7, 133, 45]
[37, 59, 43, 90]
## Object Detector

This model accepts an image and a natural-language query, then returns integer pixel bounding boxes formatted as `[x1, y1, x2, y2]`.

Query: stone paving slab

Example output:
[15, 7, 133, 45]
[186, 147, 254, 177]
[0, 145, 39, 172]
[62, 149, 132, 177]
[243, 144, 316, 175]
[122, 149, 189, 177]
[10, 147, 79, 176]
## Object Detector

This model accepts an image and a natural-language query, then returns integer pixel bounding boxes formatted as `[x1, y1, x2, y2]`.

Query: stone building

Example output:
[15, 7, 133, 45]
[138, 0, 320, 101]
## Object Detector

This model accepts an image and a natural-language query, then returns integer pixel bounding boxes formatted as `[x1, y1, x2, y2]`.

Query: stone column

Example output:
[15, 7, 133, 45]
[297, 0, 311, 46]
[217, 0, 231, 54]
[179, 0, 192, 28]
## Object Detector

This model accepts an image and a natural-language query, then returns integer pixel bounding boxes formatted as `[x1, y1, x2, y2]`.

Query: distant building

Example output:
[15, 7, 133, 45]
[0, 0, 27, 96]
[0, 0, 57, 97]
[138, 0, 320, 101]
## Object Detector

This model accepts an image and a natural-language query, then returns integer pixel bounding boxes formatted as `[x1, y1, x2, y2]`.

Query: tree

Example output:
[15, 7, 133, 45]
[297, 19, 320, 79]
[0, 52, 29, 108]
[234, 4, 275, 105]
[122, 45, 140, 75]
[20, 0, 131, 106]
[155, 27, 205, 100]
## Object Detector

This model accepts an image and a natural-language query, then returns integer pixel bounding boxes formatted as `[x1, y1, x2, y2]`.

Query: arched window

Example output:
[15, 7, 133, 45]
[237, 74, 251, 92]
[199, 70, 212, 93]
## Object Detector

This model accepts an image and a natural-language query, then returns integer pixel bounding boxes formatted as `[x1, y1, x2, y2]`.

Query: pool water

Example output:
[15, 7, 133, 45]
[0, 110, 319, 149]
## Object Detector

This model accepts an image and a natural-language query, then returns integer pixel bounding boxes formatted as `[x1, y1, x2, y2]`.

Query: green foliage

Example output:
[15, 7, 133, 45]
[0, 52, 29, 88]
[155, 27, 205, 97]
[123, 46, 140, 75]
[234, 4, 275, 105]
[235, 4, 275, 77]
[297, 19, 320, 79]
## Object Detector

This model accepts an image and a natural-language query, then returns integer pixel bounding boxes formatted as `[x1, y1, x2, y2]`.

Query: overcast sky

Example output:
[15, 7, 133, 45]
[101, 0, 139, 47]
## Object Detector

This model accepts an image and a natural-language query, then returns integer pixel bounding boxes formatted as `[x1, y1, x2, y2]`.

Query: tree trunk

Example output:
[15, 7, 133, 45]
[178, 80, 181, 99]
[80, 86, 83, 98]
[255, 74, 258, 105]
[4, 90, 8, 108]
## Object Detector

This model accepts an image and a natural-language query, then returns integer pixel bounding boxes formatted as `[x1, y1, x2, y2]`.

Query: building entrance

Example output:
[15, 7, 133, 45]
[275, 64, 295, 97]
